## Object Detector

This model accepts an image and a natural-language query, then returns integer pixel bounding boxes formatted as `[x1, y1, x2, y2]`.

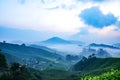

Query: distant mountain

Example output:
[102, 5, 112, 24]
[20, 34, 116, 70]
[80, 47, 96, 57]
[35, 37, 85, 46]
[80, 47, 111, 58]
[72, 57, 120, 71]
[95, 48, 111, 58]
[89, 43, 120, 49]
[42, 37, 71, 44]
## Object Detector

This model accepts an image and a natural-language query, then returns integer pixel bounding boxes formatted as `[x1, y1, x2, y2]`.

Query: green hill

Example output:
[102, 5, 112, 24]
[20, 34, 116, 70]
[0, 42, 66, 69]
[0, 42, 61, 59]
[72, 57, 120, 72]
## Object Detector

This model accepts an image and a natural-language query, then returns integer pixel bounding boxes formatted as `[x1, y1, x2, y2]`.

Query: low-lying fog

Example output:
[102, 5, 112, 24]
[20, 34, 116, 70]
[46, 44, 120, 57]
[87, 47, 120, 57]
[47, 44, 83, 55]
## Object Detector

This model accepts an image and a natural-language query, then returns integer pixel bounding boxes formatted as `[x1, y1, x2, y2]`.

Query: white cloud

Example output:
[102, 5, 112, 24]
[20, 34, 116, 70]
[0, 0, 120, 43]
[98, 26, 120, 37]
[99, 0, 120, 17]
[88, 25, 120, 36]
[0, 0, 97, 33]
[0, 0, 82, 34]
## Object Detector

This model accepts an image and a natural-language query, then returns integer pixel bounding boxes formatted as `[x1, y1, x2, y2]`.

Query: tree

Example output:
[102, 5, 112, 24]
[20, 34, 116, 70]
[0, 51, 8, 70]
[21, 43, 26, 47]
[10, 63, 29, 80]
[3, 40, 6, 43]
[10, 63, 20, 72]
[88, 53, 96, 59]
[66, 55, 79, 61]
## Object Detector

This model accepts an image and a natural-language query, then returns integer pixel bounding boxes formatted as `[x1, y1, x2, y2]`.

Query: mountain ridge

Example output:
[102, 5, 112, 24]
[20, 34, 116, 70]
[89, 43, 120, 49]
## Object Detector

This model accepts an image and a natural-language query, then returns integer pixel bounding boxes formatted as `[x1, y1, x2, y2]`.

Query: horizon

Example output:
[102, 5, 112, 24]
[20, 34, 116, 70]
[0, 0, 120, 44]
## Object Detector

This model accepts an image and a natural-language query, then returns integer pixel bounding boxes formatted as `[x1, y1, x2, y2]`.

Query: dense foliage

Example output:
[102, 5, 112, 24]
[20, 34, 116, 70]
[0, 50, 8, 70]
[0, 62, 44, 80]
[81, 70, 120, 80]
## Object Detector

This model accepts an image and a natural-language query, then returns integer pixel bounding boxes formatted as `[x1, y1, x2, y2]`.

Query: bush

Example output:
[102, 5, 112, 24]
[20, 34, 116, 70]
[81, 70, 120, 80]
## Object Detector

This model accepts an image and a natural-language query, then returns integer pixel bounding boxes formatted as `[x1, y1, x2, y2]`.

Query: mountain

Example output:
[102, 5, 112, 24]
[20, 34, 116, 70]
[95, 48, 111, 58]
[80, 47, 96, 57]
[0, 42, 61, 59]
[0, 42, 65, 69]
[33, 37, 85, 55]
[42, 37, 71, 44]
[36, 37, 84, 46]
[89, 43, 120, 49]
[72, 57, 120, 71]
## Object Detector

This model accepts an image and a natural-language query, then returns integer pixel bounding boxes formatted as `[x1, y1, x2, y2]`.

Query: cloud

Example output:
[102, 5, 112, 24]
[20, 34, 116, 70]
[72, 25, 120, 43]
[79, 7, 117, 28]
[77, 0, 105, 3]
[18, 0, 25, 4]
[0, 0, 81, 34]
[91, 0, 105, 2]
[0, 0, 120, 43]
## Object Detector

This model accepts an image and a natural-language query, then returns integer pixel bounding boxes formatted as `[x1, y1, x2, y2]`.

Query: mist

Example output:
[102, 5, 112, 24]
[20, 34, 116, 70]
[46, 44, 83, 55]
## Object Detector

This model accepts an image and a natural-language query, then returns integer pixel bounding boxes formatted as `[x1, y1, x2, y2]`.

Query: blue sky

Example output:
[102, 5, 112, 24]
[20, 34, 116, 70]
[0, 0, 120, 43]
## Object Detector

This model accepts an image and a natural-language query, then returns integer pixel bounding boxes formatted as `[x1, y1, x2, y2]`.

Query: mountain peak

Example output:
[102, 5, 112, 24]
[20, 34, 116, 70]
[43, 37, 71, 44]
[48, 37, 63, 40]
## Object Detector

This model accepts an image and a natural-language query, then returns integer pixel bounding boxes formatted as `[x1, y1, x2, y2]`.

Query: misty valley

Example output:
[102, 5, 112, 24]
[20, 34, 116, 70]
[0, 37, 120, 80]
[1, 0, 120, 79]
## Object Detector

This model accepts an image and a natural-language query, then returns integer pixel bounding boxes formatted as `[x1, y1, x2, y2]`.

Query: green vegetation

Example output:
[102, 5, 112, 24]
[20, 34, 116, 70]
[0, 62, 43, 80]
[0, 63, 30, 80]
[0, 50, 42, 80]
[73, 57, 120, 72]
[81, 69, 120, 80]
[0, 42, 62, 61]
[0, 50, 8, 70]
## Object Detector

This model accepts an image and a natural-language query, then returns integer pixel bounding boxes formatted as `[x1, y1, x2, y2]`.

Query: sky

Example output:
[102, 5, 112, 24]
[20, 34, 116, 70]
[0, 0, 120, 44]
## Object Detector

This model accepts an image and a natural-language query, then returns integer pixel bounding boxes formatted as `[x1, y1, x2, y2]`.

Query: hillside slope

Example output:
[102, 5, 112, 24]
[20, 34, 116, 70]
[0, 42, 65, 69]
[72, 57, 120, 71]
